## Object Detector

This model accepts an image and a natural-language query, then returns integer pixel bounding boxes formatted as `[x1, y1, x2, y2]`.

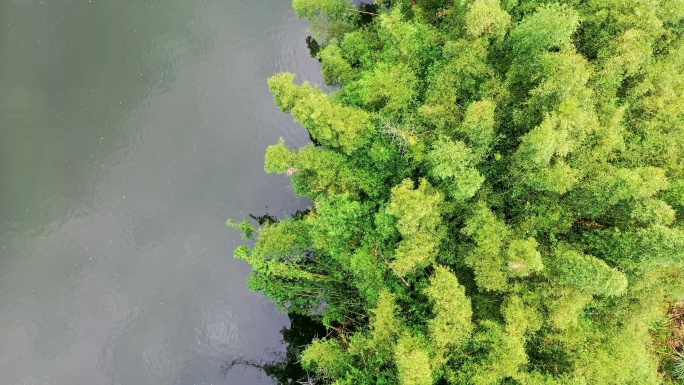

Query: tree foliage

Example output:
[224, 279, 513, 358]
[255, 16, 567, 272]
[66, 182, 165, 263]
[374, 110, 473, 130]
[232, 0, 684, 383]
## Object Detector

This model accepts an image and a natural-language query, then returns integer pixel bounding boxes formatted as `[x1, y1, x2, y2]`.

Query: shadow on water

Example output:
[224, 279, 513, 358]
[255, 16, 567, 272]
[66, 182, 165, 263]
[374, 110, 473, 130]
[249, 207, 311, 226]
[305, 36, 322, 59]
[221, 313, 327, 384]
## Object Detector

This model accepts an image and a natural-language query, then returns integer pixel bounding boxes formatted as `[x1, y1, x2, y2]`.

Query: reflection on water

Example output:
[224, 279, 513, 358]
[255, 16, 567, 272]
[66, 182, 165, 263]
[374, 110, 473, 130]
[221, 313, 328, 385]
[0, 1, 320, 384]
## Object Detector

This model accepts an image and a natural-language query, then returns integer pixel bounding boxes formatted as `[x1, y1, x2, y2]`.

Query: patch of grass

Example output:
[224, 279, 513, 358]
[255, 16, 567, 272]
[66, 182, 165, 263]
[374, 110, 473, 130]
[650, 301, 684, 382]
[673, 351, 684, 380]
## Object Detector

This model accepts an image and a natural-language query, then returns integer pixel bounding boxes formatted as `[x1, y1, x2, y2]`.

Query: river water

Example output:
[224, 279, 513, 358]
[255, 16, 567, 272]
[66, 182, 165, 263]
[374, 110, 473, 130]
[0, 1, 319, 384]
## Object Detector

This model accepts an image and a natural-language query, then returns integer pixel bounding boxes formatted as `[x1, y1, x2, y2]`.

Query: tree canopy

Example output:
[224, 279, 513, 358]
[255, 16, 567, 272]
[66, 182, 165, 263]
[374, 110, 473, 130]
[230, 0, 684, 383]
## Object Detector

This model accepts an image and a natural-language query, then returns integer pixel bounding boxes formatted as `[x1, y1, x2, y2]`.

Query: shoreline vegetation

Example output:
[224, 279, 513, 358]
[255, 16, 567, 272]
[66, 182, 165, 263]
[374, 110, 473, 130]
[229, 0, 684, 383]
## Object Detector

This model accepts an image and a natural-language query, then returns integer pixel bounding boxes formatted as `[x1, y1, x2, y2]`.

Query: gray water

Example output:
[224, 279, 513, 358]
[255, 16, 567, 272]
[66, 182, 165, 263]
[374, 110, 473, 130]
[0, 1, 320, 384]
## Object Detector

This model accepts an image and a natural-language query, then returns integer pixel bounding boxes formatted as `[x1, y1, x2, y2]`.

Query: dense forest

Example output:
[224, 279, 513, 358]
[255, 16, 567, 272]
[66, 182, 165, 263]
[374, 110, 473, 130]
[229, 0, 684, 383]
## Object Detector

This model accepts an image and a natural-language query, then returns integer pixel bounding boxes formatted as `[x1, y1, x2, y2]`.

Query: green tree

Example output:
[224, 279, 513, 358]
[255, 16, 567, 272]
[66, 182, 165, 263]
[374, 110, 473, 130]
[232, 0, 684, 383]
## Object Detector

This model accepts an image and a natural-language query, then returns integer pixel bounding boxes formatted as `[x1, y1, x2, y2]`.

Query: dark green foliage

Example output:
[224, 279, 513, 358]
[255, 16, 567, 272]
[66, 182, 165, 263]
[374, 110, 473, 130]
[232, 0, 684, 383]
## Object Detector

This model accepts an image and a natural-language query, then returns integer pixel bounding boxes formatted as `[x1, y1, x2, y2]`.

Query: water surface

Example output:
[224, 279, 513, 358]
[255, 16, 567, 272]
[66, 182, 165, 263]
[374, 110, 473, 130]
[0, 1, 319, 384]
